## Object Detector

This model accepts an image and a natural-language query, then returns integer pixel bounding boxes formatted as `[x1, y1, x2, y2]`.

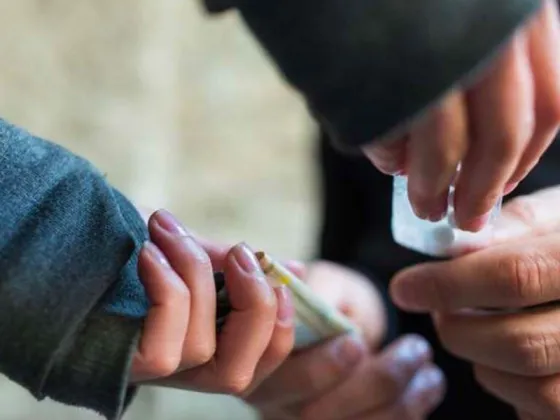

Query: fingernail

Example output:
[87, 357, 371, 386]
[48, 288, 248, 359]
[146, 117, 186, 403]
[395, 336, 431, 363]
[232, 243, 261, 274]
[463, 211, 491, 232]
[428, 210, 447, 223]
[329, 335, 366, 369]
[504, 181, 519, 196]
[143, 241, 171, 268]
[275, 286, 294, 326]
[154, 209, 189, 236]
[410, 367, 445, 407]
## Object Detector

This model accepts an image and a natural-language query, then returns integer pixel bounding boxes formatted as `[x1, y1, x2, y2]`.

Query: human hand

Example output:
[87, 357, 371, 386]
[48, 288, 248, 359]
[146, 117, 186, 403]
[364, 0, 560, 232]
[129, 209, 295, 396]
[248, 261, 445, 419]
[249, 334, 444, 420]
[304, 261, 387, 346]
[390, 186, 560, 419]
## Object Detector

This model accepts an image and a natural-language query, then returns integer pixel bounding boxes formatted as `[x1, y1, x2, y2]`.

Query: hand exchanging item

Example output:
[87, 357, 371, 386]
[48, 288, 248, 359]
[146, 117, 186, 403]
[391, 186, 560, 419]
[248, 261, 445, 420]
[129, 209, 295, 396]
[364, 0, 560, 233]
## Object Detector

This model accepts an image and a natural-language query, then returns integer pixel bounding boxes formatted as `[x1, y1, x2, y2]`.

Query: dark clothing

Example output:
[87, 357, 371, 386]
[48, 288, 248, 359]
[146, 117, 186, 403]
[315, 129, 560, 419]
[204, 0, 541, 151]
[0, 0, 544, 417]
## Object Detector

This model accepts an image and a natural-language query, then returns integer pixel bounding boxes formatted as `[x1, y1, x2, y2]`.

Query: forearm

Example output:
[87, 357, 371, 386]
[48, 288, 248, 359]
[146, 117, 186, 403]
[202, 0, 541, 151]
[0, 119, 149, 419]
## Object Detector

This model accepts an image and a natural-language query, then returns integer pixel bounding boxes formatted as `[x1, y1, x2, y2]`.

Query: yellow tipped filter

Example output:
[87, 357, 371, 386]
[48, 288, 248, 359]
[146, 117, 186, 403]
[256, 252, 360, 349]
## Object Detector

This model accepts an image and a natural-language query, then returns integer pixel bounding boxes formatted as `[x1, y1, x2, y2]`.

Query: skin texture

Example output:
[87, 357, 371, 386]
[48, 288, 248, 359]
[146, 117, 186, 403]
[247, 263, 445, 420]
[129, 209, 295, 395]
[363, 0, 560, 232]
[131, 208, 445, 418]
[391, 186, 560, 419]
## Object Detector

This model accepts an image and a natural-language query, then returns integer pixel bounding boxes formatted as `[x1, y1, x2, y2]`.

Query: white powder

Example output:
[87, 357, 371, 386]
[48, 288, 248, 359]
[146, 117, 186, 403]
[391, 176, 500, 258]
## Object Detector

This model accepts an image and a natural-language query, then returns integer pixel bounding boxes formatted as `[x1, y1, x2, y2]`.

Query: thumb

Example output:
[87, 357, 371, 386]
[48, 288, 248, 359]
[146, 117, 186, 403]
[247, 335, 366, 406]
[490, 186, 560, 243]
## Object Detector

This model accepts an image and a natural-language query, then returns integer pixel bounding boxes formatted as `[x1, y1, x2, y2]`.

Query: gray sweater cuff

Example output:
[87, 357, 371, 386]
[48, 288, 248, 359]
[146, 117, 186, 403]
[41, 314, 142, 420]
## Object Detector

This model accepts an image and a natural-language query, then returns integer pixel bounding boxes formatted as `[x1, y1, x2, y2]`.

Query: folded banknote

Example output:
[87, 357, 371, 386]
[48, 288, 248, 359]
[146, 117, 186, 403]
[215, 252, 359, 349]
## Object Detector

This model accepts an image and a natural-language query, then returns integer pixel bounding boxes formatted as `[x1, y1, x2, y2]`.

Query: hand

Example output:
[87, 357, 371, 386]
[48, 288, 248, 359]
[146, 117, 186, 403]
[129, 209, 295, 396]
[390, 186, 560, 419]
[304, 261, 387, 346]
[363, 0, 560, 232]
[248, 261, 445, 419]
[249, 334, 444, 420]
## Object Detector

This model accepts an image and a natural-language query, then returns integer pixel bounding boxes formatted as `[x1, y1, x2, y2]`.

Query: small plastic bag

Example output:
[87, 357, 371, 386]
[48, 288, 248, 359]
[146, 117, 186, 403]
[391, 174, 502, 257]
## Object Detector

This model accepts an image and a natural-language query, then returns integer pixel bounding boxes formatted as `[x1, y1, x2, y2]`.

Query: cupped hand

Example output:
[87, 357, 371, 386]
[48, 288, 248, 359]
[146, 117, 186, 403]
[304, 261, 387, 346]
[248, 261, 445, 419]
[249, 334, 444, 420]
[391, 186, 560, 419]
[364, 0, 560, 232]
[129, 209, 295, 396]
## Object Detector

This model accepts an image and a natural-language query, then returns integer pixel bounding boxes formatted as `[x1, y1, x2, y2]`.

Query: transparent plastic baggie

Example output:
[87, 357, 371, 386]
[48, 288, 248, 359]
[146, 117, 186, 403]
[391, 175, 502, 257]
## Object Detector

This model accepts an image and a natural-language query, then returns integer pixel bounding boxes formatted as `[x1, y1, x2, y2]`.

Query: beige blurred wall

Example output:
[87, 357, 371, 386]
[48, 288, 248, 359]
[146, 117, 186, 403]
[0, 1, 317, 419]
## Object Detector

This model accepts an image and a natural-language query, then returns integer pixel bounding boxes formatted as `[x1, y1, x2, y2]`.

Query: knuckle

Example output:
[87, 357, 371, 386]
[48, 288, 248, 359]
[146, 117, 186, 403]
[493, 127, 528, 160]
[509, 330, 554, 376]
[220, 373, 253, 395]
[143, 354, 180, 378]
[497, 254, 548, 304]
[187, 344, 215, 367]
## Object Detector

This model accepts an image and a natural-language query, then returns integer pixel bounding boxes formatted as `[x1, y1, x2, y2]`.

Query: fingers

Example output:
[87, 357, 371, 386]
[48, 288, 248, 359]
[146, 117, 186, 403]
[454, 32, 535, 232]
[130, 241, 191, 382]
[362, 136, 408, 176]
[397, 364, 445, 420]
[304, 261, 387, 347]
[507, 0, 560, 188]
[435, 308, 560, 377]
[301, 335, 434, 420]
[246, 286, 296, 395]
[349, 364, 445, 420]
[170, 243, 279, 394]
[247, 335, 367, 406]
[391, 235, 560, 311]
[149, 210, 217, 370]
[489, 188, 560, 243]
[406, 91, 467, 221]
[475, 365, 560, 419]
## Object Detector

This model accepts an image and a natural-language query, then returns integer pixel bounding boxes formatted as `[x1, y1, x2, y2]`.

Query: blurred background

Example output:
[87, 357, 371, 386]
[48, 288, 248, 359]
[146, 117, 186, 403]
[0, 1, 318, 419]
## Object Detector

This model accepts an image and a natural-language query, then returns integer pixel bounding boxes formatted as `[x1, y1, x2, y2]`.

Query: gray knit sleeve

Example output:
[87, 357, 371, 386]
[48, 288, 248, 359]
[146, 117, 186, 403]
[0, 118, 149, 419]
